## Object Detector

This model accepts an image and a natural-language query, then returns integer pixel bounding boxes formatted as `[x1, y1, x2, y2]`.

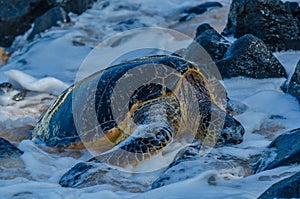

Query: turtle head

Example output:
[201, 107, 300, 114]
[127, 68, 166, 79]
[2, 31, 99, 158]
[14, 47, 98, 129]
[196, 102, 245, 147]
[218, 113, 245, 146]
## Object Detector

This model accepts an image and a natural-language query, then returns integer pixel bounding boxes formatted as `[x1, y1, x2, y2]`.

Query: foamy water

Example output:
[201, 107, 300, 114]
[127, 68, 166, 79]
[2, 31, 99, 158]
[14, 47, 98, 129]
[0, 0, 300, 198]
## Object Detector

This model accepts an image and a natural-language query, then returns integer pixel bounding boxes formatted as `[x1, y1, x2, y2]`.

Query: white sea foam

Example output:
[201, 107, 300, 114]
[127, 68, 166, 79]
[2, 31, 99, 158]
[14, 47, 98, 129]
[4, 70, 69, 95]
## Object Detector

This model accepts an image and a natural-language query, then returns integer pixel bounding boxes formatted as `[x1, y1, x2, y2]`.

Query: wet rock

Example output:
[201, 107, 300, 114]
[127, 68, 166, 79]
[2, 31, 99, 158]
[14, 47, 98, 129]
[60, 142, 251, 191]
[0, 137, 23, 157]
[218, 111, 245, 146]
[0, 0, 95, 47]
[59, 162, 93, 187]
[285, 1, 300, 23]
[12, 90, 27, 101]
[254, 128, 300, 173]
[0, 138, 30, 180]
[258, 171, 300, 199]
[0, 0, 53, 47]
[226, 98, 248, 115]
[152, 143, 251, 189]
[59, 161, 156, 192]
[286, 60, 300, 103]
[0, 82, 28, 105]
[27, 7, 70, 40]
[184, 2, 222, 14]
[179, 2, 223, 22]
[223, 0, 300, 51]
[195, 23, 214, 37]
[0, 82, 13, 94]
[216, 34, 287, 79]
[194, 23, 231, 61]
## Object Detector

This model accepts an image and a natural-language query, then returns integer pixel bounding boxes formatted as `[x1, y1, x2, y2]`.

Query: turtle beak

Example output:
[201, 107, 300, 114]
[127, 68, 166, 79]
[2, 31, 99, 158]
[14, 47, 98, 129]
[218, 114, 245, 146]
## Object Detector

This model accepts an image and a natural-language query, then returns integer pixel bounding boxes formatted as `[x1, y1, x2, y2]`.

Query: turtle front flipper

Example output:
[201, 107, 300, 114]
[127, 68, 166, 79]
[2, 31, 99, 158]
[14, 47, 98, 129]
[91, 124, 173, 167]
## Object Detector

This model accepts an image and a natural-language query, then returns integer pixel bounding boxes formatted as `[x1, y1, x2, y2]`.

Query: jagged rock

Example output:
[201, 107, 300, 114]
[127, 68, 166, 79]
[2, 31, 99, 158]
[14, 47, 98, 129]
[0, 137, 23, 157]
[258, 171, 300, 199]
[0, 82, 13, 94]
[59, 161, 156, 192]
[194, 23, 231, 61]
[0, 0, 95, 47]
[222, 0, 300, 51]
[60, 142, 251, 191]
[152, 143, 251, 189]
[184, 2, 222, 14]
[226, 98, 248, 115]
[216, 34, 287, 79]
[27, 7, 70, 40]
[286, 59, 300, 103]
[0, 0, 53, 47]
[179, 2, 223, 22]
[254, 128, 300, 173]
[285, 1, 300, 23]
[0, 137, 28, 180]
[195, 23, 214, 37]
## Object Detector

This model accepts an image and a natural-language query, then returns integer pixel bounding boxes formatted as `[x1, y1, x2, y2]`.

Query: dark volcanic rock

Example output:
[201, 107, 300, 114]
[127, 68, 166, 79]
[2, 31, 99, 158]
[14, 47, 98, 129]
[152, 143, 251, 189]
[258, 171, 300, 199]
[216, 34, 287, 79]
[0, 0, 53, 47]
[194, 23, 231, 61]
[0, 137, 28, 180]
[286, 59, 300, 103]
[59, 161, 155, 192]
[28, 7, 70, 40]
[179, 2, 222, 22]
[254, 128, 300, 173]
[0, 82, 28, 103]
[0, 0, 95, 47]
[152, 144, 201, 189]
[184, 2, 222, 14]
[226, 98, 248, 115]
[60, 142, 250, 191]
[223, 0, 300, 51]
[59, 162, 94, 187]
[285, 1, 300, 23]
[0, 137, 23, 157]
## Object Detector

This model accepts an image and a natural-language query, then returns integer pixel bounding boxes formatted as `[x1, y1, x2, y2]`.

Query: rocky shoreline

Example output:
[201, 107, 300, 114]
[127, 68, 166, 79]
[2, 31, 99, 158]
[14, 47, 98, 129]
[0, 0, 300, 198]
[0, 0, 95, 48]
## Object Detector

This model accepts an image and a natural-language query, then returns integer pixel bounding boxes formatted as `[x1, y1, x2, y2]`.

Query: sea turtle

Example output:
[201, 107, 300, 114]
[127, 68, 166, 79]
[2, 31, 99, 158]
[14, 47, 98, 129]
[32, 55, 244, 167]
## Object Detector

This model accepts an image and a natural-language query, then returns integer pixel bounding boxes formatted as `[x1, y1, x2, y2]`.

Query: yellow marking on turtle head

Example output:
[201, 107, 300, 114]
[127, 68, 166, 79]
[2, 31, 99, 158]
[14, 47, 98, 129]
[105, 127, 123, 143]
